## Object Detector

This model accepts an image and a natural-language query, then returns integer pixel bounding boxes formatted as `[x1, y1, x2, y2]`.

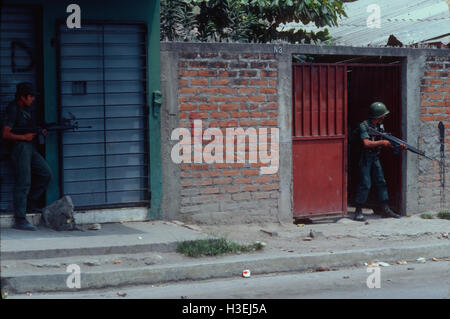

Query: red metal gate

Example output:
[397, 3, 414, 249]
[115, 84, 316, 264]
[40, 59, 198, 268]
[292, 64, 347, 217]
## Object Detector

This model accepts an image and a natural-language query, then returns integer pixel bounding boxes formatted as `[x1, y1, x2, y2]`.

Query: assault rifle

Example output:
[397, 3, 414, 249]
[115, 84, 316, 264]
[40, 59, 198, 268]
[11, 112, 91, 145]
[366, 126, 437, 161]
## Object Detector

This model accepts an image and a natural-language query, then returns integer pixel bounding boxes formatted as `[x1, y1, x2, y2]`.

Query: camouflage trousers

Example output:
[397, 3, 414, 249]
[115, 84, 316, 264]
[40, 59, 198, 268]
[10, 142, 51, 218]
[354, 152, 389, 206]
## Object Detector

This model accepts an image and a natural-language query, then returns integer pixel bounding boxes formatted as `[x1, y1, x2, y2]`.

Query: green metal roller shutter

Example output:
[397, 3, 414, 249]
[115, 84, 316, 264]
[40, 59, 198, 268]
[0, 6, 41, 213]
[58, 23, 150, 209]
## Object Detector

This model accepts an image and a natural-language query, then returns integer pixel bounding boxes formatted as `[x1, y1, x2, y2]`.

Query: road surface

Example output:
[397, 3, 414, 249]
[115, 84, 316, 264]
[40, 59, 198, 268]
[7, 260, 449, 299]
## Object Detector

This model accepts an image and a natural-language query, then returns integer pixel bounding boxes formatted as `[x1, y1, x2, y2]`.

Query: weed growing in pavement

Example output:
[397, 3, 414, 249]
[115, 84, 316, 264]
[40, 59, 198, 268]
[420, 213, 434, 219]
[437, 211, 450, 220]
[176, 238, 265, 257]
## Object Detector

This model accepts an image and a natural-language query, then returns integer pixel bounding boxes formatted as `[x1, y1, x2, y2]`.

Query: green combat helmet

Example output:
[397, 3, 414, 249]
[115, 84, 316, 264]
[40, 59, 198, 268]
[368, 102, 390, 119]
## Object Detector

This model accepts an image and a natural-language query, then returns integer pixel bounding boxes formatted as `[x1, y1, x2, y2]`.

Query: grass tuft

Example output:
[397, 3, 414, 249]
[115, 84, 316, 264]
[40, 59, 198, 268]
[437, 211, 450, 220]
[176, 238, 265, 257]
[420, 213, 434, 219]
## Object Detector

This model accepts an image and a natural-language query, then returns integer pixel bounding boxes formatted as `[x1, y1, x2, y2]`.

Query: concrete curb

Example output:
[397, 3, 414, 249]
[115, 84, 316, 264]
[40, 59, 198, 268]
[1, 242, 181, 261]
[2, 242, 449, 294]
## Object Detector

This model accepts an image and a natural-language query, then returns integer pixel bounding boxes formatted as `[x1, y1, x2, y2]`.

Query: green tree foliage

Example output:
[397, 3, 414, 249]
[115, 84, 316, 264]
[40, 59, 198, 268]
[161, 0, 348, 43]
[160, 0, 198, 41]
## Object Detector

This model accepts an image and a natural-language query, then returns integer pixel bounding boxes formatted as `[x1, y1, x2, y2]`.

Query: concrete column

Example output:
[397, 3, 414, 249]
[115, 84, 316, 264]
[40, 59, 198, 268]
[160, 50, 181, 220]
[405, 54, 426, 215]
[277, 47, 293, 223]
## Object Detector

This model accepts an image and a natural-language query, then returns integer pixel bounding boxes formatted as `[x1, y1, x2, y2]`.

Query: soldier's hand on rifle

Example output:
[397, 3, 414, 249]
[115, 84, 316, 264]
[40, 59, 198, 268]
[42, 129, 48, 137]
[400, 144, 407, 150]
[381, 140, 392, 148]
[22, 133, 36, 142]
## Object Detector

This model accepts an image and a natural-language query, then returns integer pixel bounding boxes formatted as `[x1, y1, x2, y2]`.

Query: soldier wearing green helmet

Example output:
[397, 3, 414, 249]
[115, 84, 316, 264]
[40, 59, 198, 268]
[368, 101, 390, 119]
[353, 102, 406, 221]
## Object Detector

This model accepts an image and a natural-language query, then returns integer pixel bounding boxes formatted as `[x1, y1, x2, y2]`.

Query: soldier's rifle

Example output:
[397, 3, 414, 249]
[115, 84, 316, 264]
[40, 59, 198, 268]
[366, 126, 438, 162]
[11, 113, 91, 145]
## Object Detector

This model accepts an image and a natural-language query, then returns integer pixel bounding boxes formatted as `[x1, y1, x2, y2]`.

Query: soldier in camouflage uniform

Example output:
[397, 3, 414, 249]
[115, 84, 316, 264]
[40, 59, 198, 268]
[353, 102, 406, 222]
[1, 83, 52, 231]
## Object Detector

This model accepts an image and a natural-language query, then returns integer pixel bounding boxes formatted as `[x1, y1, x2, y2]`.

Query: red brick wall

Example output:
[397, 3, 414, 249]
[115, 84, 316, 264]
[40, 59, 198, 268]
[163, 44, 449, 220]
[176, 51, 280, 221]
[418, 56, 450, 210]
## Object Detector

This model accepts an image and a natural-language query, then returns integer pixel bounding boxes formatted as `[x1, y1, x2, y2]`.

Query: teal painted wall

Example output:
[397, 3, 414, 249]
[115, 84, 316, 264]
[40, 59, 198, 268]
[147, 0, 162, 219]
[3, 0, 161, 219]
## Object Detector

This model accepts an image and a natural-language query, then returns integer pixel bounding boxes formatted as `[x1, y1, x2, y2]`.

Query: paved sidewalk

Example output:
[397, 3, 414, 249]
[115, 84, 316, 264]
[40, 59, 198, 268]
[1, 212, 449, 296]
[1, 220, 208, 260]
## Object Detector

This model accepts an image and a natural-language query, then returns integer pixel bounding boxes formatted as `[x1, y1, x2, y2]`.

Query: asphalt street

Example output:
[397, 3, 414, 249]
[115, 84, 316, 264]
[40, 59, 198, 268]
[8, 260, 449, 299]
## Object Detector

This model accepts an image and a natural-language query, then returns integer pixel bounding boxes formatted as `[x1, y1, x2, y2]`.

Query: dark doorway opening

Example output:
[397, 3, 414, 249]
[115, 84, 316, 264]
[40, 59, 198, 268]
[347, 64, 403, 215]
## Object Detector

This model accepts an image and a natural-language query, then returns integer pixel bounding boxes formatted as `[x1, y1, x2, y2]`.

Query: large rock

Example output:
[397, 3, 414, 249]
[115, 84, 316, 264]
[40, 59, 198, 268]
[41, 196, 77, 231]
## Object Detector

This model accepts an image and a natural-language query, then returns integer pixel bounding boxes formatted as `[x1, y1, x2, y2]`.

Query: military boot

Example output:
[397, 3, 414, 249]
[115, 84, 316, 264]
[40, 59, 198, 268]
[27, 199, 44, 214]
[372, 207, 384, 216]
[354, 206, 366, 222]
[381, 202, 401, 219]
[12, 217, 37, 231]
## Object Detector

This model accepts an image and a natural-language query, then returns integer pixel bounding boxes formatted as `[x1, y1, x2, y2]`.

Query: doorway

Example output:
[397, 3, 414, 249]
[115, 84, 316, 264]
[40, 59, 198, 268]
[292, 57, 403, 218]
[347, 64, 403, 214]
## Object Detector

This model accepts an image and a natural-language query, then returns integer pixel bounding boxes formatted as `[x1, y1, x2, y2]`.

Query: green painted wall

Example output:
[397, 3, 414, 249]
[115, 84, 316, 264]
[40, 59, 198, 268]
[147, 0, 162, 219]
[3, 0, 161, 219]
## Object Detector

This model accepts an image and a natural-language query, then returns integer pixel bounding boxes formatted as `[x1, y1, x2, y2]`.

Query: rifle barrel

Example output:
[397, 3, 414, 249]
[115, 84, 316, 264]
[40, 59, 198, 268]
[367, 126, 437, 161]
